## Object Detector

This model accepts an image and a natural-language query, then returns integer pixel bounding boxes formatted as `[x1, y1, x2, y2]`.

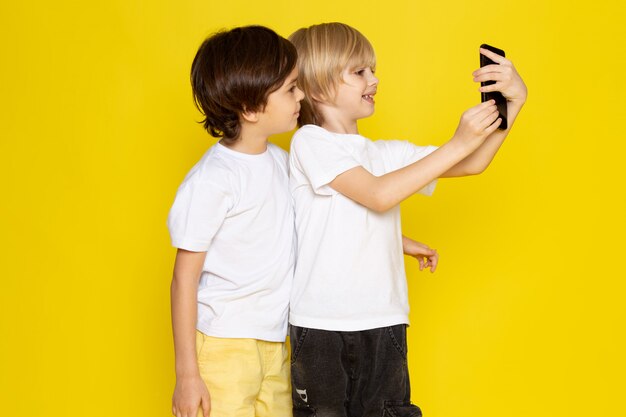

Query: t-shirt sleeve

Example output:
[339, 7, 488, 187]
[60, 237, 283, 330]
[167, 178, 232, 252]
[290, 127, 361, 196]
[381, 140, 439, 196]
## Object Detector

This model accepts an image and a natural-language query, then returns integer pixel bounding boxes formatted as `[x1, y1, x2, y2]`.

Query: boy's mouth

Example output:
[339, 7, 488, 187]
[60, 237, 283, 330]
[362, 94, 375, 104]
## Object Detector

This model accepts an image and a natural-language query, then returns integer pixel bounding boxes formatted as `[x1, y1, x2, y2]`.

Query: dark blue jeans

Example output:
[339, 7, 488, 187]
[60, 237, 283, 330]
[290, 324, 423, 417]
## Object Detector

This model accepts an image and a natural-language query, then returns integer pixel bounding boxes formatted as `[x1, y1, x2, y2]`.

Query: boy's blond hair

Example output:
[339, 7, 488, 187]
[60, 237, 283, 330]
[289, 22, 376, 126]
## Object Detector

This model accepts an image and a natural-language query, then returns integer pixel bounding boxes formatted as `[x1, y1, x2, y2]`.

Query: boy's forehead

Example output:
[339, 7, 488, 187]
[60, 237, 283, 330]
[347, 57, 376, 69]
[284, 67, 299, 84]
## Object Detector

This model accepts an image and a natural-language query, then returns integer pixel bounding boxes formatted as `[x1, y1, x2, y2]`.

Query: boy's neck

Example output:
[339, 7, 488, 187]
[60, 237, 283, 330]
[221, 133, 269, 155]
[318, 109, 360, 135]
[321, 120, 359, 135]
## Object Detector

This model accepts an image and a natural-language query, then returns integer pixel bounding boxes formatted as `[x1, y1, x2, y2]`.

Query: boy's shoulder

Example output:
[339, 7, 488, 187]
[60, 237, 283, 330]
[290, 125, 339, 152]
[267, 142, 288, 159]
[292, 124, 328, 141]
[293, 124, 373, 141]
[179, 143, 236, 186]
[184, 143, 289, 183]
[291, 124, 370, 155]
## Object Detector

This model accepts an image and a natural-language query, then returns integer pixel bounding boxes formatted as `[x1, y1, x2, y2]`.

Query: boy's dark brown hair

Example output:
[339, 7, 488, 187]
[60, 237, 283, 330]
[191, 26, 297, 143]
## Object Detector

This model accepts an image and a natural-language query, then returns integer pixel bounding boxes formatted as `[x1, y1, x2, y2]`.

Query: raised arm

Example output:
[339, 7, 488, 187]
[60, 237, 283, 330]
[171, 249, 211, 417]
[330, 100, 501, 212]
[442, 47, 527, 177]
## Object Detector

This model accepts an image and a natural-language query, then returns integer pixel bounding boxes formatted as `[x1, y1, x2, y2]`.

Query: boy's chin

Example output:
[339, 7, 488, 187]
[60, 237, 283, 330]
[359, 108, 375, 119]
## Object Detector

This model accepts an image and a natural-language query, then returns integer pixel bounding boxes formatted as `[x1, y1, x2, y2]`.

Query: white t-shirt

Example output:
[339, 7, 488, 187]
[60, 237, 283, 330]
[289, 124, 437, 331]
[168, 142, 295, 342]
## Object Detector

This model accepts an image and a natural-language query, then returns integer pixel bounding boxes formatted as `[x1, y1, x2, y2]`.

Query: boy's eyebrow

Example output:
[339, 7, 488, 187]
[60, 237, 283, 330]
[287, 77, 298, 85]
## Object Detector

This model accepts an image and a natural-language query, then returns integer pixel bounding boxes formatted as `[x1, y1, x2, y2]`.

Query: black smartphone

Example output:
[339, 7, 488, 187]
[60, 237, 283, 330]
[480, 43, 507, 130]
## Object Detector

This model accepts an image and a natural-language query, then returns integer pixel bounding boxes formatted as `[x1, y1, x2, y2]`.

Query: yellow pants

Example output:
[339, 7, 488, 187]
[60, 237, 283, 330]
[195, 331, 291, 417]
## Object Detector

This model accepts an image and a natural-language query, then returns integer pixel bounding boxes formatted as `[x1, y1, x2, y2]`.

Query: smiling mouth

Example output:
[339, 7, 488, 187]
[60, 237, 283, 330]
[362, 94, 375, 104]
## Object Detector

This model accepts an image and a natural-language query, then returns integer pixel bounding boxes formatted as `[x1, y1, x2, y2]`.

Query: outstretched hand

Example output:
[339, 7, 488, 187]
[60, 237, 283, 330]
[474, 48, 528, 105]
[402, 236, 439, 273]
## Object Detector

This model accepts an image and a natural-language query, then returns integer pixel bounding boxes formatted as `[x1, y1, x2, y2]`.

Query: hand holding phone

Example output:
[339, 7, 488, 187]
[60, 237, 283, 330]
[480, 44, 507, 130]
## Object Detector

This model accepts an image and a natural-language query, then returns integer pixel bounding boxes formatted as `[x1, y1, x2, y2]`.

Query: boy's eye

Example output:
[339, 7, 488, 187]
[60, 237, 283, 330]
[355, 69, 365, 75]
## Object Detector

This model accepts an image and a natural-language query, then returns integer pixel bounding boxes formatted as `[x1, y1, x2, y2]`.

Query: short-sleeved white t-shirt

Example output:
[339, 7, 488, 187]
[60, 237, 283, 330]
[289, 124, 437, 331]
[168, 142, 295, 342]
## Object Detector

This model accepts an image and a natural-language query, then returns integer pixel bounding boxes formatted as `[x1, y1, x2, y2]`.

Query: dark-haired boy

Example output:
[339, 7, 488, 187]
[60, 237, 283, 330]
[167, 26, 304, 417]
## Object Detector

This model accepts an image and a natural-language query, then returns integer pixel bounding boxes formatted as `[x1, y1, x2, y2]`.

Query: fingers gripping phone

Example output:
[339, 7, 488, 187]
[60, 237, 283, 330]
[480, 44, 507, 130]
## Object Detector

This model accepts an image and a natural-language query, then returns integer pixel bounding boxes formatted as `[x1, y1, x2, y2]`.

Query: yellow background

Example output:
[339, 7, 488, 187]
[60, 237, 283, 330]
[1, 1, 624, 416]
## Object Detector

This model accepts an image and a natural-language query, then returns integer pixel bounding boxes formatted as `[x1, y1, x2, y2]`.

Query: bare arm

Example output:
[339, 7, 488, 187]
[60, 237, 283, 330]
[442, 48, 528, 177]
[171, 249, 210, 417]
[330, 100, 501, 212]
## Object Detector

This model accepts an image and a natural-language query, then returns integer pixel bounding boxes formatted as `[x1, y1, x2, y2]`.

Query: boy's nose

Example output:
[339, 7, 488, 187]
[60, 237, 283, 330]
[296, 87, 305, 101]
[368, 74, 379, 86]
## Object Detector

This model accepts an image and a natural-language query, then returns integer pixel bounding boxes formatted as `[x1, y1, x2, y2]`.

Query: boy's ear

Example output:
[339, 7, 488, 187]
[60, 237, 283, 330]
[241, 106, 260, 123]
